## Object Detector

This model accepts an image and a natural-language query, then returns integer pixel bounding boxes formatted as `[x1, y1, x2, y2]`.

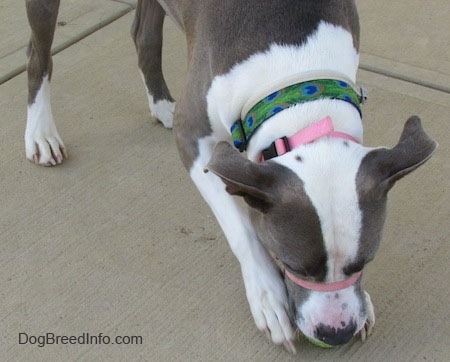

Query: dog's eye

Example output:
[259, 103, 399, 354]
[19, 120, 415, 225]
[303, 256, 328, 279]
[344, 261, 364, 275]
[284, 261, 326, 280]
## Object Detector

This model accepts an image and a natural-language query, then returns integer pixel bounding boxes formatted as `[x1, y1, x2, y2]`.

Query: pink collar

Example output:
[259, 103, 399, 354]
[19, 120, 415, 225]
[285, 270, 362, 292]
[260, 116, 360, 162]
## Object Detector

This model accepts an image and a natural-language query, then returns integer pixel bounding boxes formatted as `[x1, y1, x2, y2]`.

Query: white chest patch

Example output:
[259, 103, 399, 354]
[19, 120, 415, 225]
[206, 21, 361, 153]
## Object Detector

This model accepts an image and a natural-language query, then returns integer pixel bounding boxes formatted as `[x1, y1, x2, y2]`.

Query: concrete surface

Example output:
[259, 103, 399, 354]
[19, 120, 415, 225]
[0, 1, 448, 361]
[357, 0, 450, 93]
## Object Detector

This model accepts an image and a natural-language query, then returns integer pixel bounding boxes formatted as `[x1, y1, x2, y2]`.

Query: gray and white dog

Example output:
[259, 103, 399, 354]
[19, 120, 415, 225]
[25, 0, 437, 352]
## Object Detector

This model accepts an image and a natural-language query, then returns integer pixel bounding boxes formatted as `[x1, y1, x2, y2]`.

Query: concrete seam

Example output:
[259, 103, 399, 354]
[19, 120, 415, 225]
[359, 63, 450, 94]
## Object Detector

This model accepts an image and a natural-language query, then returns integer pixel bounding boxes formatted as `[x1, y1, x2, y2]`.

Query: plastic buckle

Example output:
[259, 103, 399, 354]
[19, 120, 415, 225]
[262, 137, 290, 161]
[262, 142, 278, 161]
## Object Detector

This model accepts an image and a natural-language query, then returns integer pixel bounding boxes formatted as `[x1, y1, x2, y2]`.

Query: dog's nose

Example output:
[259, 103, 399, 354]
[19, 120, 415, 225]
[314, 321, 357, 346]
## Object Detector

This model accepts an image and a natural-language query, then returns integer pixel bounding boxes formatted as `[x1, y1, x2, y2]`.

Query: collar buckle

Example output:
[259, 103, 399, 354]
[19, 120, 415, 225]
[261, 137, 290, 160]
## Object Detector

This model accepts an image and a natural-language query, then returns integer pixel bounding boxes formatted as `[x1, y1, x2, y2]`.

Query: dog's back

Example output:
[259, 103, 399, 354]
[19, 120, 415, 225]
[161, 0, 359, 75]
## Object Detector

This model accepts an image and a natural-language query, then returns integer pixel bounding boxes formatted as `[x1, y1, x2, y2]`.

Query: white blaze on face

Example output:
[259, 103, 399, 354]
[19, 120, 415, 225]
[274, 140, 373, 282]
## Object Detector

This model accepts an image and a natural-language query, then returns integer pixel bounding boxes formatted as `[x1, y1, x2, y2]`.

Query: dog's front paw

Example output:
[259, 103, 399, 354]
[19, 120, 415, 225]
[25, 112, 67, 166]
[25, 130, 67, 166]
[360, 291, 375, 342]
[25, 77, 67, 166]
[242, 264, 296, 354]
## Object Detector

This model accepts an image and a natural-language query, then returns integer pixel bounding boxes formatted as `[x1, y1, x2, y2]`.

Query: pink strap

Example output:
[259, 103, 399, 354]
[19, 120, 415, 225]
[262, 116, 360, 161]
[285, 270, 362, 292]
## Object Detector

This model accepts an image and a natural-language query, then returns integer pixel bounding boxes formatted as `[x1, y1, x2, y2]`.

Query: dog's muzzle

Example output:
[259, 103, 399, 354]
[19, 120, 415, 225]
[285, 270, 365, 345]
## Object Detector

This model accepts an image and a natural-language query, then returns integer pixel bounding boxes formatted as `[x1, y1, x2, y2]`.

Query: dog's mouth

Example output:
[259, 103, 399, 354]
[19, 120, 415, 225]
[284, 270, 369, 347]
[310, 319, 359, 346]
[296, 308, 368, 347]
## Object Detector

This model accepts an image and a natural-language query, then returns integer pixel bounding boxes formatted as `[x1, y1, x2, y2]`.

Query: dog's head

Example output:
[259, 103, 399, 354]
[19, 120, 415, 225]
[206, 116, 437, 345]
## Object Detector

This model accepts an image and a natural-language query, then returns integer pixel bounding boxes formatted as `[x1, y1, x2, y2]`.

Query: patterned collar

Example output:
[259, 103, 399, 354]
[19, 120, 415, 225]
[231, 78, 366, 152]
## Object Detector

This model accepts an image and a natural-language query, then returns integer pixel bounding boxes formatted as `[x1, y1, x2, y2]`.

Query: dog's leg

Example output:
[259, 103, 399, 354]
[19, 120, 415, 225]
[131, 0, 175, 128]
[173, 103, 296, 352]
[194, 139, 296, 353]
[25, 0, 67, 166]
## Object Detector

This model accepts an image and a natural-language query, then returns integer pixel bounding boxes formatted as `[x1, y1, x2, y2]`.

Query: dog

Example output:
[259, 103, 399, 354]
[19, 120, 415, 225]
[25, 0, 437, 353]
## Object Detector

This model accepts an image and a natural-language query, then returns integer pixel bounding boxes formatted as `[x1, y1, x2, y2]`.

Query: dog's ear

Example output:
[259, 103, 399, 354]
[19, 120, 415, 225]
[205, 142, 277, 212]
[360, 116, 438, 192]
